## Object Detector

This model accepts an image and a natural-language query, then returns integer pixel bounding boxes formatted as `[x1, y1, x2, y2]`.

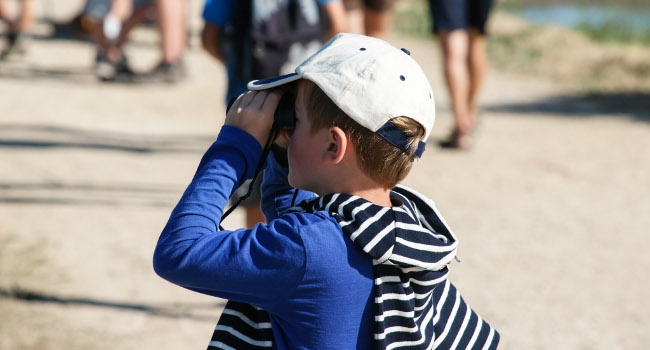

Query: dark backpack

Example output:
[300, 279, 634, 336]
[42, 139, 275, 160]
[228, 0, 327, 84]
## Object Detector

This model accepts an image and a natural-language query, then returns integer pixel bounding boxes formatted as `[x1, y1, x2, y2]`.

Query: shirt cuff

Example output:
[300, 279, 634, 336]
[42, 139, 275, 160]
[216, 125, 264, 179]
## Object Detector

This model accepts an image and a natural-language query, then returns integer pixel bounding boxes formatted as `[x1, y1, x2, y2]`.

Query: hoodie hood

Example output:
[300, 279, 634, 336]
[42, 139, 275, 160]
[289, 184, 458, 271]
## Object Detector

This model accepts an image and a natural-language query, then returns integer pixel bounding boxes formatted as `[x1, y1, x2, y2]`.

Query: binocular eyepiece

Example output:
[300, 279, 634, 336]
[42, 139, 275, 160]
[226, 93, 296, 130]
[273, 94, 296, 129]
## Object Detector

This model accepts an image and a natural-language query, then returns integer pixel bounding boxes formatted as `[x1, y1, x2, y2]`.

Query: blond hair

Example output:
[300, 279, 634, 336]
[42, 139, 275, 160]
[299, 80, 425, 188]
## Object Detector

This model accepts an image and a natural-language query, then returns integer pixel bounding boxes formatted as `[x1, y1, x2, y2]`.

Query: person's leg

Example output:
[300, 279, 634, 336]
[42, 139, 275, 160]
[345, 8, 364, 34]
[429, 0, 474, 148]
[363, 0, 395, 40]
[0, 0, 34, 30]
[438, 30, 472, 144]
[343, 0, 365, 35]
[101, 0, 132, 52]
[113, 3, 150, 48]
[363, 7, 391, 39]
[467, 29, 486, 129]
[16, 0, 34, 32]
[155, 0, 187, 65]
[93, 0, 150, 81]
[109, 0, 133, 21]
[137, 0, 187, 82]
[465, 0, 493, 131]
[105, 1, 152, 61]
[84, 0, 111, 53]
[0, 1, 8, 20]
[1, 0, 34, 57]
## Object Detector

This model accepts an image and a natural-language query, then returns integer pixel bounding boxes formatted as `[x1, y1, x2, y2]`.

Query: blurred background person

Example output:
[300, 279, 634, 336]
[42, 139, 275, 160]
[141, 0, 189, 83]
[200, 0, 346, 228]
[0, 0, 34, 59]
[342, 0, 394, 40]
[84, 0, 153, 81]
[82, 0, 190, 83]
[429, 0, 494, 149]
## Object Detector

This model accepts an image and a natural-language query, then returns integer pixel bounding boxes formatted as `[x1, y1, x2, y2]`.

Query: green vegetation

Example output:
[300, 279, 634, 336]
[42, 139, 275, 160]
[486, 27, 543, 70]
[393, 0, 433, 40]
[576, 20, 650, 46]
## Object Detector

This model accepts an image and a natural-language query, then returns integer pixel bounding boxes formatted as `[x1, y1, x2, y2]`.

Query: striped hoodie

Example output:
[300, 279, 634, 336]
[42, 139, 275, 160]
[208, 184, 499, 349]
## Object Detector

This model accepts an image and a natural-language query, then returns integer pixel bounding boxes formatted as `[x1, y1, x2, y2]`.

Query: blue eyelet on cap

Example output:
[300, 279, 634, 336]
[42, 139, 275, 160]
[400, 75, 406, 81]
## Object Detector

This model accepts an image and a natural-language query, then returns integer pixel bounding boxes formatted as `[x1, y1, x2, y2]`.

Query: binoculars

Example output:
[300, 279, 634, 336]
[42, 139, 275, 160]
[273, 94, 296, 129]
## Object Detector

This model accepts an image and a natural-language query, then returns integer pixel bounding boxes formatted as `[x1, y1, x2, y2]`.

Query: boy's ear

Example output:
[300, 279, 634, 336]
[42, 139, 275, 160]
[324, 126, 347, 164]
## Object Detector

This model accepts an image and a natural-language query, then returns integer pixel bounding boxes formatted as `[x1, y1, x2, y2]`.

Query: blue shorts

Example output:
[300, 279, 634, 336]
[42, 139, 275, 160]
[428, 0, 494, 34]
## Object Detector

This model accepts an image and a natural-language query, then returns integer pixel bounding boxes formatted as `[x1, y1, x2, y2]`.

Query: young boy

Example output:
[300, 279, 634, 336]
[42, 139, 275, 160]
[154, 33, 499, 349]
[200, 0, 347, 228]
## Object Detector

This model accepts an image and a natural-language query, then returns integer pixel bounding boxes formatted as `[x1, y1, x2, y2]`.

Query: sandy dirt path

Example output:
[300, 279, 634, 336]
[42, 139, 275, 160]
[1, 1, 649, 349]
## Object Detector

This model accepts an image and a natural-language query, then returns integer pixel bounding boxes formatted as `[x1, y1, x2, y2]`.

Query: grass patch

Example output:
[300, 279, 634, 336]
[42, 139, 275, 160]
[487, 26, 544, 70]
[393, 0, 433, 39]
[576, 20, 650, 46]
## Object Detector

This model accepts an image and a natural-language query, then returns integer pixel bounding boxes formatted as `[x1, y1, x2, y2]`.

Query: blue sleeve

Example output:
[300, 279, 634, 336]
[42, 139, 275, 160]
[153, 126, 307, 307]
[261, 152, 316, 221]
[202, 0, 234, 26]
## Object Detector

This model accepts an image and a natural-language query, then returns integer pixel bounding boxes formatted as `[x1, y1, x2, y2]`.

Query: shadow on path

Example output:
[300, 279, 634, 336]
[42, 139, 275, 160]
[0, 123, 215, 154]
[0, 180, 182, 208]
[0, 62, 95, 83]
[0, 286, 223, 321]
[486, 91, 650, 123]
[0, 124, 216, 208]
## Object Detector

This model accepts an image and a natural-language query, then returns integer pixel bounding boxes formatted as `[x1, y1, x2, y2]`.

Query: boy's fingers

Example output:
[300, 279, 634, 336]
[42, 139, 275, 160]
[250, 90, 274, 112]
[228, 93, 244, 113]
[261, 90, 283, 113]
[239, 90, 258, 107]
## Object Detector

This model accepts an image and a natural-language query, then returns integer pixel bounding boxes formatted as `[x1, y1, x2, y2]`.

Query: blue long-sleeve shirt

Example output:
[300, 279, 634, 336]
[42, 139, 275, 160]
[153, 126, 374, 349]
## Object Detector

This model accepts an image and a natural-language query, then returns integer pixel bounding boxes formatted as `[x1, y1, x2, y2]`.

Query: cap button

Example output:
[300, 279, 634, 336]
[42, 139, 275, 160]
[401, 48, 411, 55]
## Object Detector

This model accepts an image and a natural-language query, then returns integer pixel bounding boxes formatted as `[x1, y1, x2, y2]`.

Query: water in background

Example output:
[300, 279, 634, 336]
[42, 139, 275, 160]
[517, 4, 650, 31]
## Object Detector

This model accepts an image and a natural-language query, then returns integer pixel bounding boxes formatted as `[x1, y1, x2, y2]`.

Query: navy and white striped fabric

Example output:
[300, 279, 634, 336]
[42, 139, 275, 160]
[208, 185, 499, 349]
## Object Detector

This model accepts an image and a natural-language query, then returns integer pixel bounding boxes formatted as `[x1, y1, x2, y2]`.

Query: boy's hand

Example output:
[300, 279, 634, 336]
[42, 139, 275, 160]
[225, 90, 282, 147]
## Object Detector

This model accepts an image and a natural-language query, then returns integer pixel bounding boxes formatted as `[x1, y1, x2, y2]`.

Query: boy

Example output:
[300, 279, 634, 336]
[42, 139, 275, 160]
[200, 0, 347, 228]
[154, 33, 499, 349]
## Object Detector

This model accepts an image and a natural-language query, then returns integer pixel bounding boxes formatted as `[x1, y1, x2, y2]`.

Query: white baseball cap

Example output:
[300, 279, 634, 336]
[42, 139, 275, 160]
[248, 33, 436, 157]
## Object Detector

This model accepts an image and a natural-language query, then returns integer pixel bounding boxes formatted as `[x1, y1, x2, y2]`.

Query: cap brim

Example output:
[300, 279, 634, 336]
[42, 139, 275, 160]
[248, 73, 301, 91]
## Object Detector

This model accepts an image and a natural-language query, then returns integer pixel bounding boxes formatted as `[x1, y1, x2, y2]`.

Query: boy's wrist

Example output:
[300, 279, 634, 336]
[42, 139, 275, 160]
[217, 125, 264, 178]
